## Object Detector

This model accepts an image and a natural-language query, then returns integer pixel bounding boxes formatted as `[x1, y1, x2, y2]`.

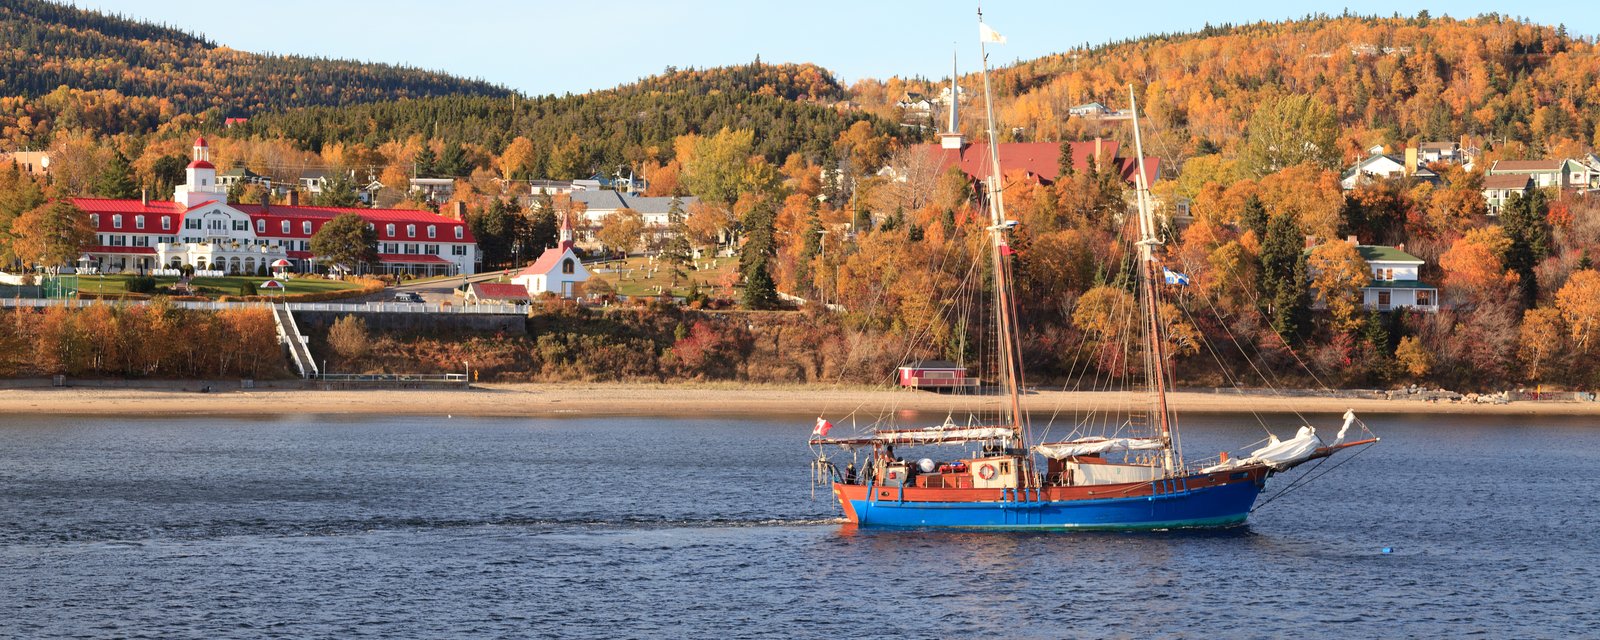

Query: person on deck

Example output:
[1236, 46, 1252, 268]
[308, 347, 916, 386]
[843, 463, 857, 485]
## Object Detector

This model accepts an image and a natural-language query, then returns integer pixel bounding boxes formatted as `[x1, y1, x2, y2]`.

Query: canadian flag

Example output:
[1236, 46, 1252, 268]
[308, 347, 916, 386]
[812, 417, 834, 437]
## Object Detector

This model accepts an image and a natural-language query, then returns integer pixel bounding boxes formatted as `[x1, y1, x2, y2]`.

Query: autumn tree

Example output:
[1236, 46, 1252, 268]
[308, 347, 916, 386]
[1394, 335, 1432, 378]
[0, 163, 48, 263]
[1308, 241, 1372, 333]
[1439, 227, 1518, 305]
[11, 200, 94, 275]
[328, 315, 372, 361]
[497, 136, 536, 179]
[1243, 94, 1339, 176]
[1518, 307, 1564, 380]
[596, 208, 645, 255]
[1556, 269, 1600, 352]
[309, 213, 379, 273]
[681, 128, 778, 206]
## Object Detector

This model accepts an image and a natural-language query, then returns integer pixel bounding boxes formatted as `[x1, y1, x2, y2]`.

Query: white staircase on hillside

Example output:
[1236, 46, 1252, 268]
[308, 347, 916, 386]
[271, 303, 319, 379]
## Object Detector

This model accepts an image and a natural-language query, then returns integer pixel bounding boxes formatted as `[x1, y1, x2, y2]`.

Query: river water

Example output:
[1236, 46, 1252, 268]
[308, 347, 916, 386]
[0, 412, 1595, 638]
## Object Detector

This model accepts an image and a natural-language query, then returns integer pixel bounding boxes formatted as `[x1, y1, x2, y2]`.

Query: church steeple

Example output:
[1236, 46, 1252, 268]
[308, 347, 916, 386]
[174, 137, 225, 206]
[939, 50, 964, 150]
[558, 211, 575, 249]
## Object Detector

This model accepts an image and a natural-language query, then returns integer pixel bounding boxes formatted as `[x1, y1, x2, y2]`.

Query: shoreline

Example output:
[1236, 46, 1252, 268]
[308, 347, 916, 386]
[2, 382, 1599, 418]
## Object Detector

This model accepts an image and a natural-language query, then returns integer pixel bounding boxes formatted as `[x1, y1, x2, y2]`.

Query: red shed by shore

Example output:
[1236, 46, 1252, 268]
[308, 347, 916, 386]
[897, 360, 977, 390]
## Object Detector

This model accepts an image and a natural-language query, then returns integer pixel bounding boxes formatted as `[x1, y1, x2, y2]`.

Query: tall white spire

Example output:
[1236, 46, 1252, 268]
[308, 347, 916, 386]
[939, 49, 965, 150]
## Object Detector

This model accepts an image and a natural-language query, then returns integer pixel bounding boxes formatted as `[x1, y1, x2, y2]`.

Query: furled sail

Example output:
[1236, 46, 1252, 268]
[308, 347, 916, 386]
[1033, 437, 1165, 459]
[1202, 424, 1331, 472]
[875, 426, 1014, 444]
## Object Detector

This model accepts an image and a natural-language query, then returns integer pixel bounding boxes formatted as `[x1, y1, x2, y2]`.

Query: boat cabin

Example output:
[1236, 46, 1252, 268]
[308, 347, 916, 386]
[897, 360, 977, 390]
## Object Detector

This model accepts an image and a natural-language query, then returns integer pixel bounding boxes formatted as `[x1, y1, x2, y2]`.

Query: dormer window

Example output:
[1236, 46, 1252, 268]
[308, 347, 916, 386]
[162, 217, 172, 230]
[281, 220, 290, 234]
[386, 223, 396, 237]
[406, 224, 416, 238]
[302, 221, 312, 234]
[427, 225, 436, 239]
[90, 214, 99, 226]
[256, 219, 265, 233]
[454, 227, 463, 240]
[112, 214, 122, 229]
[135, 215, 145, 230]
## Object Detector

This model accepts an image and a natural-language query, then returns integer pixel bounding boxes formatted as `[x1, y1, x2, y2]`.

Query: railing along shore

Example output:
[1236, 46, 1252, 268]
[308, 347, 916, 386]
[1, 298, 523, 314]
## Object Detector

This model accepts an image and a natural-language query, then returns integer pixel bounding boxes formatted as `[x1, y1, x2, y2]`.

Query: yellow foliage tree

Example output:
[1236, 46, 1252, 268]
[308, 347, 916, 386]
[1518, 306, 1564, 381]
[1556, 270, 1600, 352]
[1307, 241, 1372, 333]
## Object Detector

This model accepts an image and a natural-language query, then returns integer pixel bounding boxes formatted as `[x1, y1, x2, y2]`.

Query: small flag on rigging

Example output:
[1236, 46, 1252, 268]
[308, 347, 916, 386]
[813, 417, 834, 437]
[979, 23, 1007, 44]
[998, 244, 1017, 256]
[1162, 267, 1190, 286]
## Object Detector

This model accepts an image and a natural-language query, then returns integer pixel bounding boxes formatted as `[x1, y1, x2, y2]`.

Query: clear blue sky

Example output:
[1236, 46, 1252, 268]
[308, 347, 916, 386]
[75, 0, 1594, 96]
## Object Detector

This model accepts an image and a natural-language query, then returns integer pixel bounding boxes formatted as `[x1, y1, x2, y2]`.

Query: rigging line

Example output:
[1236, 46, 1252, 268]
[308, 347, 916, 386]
[1176, 296, 1276, 434]
[1250, 442, 1376, 514]
[1202, 270, 1323, 427]
[1216, 263, 1340, 396]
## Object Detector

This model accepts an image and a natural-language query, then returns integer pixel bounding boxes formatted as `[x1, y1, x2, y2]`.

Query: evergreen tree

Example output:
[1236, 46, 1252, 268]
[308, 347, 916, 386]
[469, 199, 519, 269]
[852, 204, 873, 234]
[1260, 213, 1310, 341]
[1057, 140, 1076, 178]
[94, 151, 139, 199]
[436, 142, 469, 178]
[1240, 195, 1269, 238]
[660, 197, 693, 288]
[313, 170, 362, 208]
[739, 197, 780, 309]
[1501, 190, 1550, 308]
[149, 155, 187, 196]
[412, 145, 438, 178]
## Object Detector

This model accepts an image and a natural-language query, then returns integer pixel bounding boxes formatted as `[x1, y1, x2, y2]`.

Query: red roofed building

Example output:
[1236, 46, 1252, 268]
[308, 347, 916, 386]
[465, 282, 532, 305]
[510, 213, 589, 297]
[72, 138, 478, 276]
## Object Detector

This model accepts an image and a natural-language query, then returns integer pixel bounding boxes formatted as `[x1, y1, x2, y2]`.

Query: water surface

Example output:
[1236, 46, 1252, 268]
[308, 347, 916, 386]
[1, 412, 1595, 638]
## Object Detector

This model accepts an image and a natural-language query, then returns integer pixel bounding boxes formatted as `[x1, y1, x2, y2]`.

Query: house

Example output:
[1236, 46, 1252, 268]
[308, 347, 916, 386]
[1582, 154, 1600, 190]
[897, 360, 977, 390]
[409, 178, 456, 204]
[217, 167, 267, 188]
[1067, 102, 1112, 117]
[1341, 154, 1408, 190]
[1558, 158, 1594, 190]
[72, 138, 478, 277]
[571, 172, 645, 194]
[1417, 141, 1462, 165]
[1489, 160, 1567, 189]
[568, 191, 699, 244]
[510, 214, 590, 297]
[298, 169, 329, 194]
[1482, 173, 1533, 215]
[465, 282, 531, 305]
[1356, 244, 1438, 312]
[4, 151, 50, 176]
[896, 92, 935, 115]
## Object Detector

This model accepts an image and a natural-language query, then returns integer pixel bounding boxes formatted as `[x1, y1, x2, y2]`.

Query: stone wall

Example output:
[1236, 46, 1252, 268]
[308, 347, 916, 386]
[291, 310, 527, 335]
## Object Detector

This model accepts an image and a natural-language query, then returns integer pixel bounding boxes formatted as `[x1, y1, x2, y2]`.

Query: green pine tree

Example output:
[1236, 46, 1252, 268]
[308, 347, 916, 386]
[661, 197, 692, 289]
[95, 151, 139, 199]
[412, 146, 438, 178]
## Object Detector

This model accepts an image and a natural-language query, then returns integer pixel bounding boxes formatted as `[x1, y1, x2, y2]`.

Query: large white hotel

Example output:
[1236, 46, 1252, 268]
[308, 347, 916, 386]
[73, 138, 478, 276]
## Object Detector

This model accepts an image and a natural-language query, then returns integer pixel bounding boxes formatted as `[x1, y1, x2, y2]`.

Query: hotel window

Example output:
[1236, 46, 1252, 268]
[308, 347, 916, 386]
[233, 220, 247, 231]
[90, 214, 99, 226]
[135, 215, 145, 230]
[452, 245, 467, 256]
[256, 220, 265, 233]
[208, 219, 224, 230]
[386, 224, 396, 237]
[454, 227, 463, 240]
[187, 218, 201, 230]
[133, 236, 150, 248]
[425, 244, 439, 255]
[406, 224, 416, 238]
[282, 220, 291, 234]
[113, 215, 122, 229]
[428, 225, 436, 239]
[162, 217, 172, 230]
[302, 221, 312, 234]
[405, 243, 419, 254]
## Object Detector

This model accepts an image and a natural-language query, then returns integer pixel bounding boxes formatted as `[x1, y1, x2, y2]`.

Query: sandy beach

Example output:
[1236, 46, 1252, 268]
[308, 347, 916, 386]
[2, 382, 1598, 419]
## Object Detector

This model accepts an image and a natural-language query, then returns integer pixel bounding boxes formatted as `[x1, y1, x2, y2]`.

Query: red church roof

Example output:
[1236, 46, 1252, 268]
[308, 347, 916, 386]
[194, 137, 208, 147]
[519, 247, 574, 276]
[470, 282, 531, 301]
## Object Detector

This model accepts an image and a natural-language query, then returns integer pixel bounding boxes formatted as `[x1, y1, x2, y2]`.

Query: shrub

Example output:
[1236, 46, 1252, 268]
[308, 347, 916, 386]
[328, 315, 372, 360]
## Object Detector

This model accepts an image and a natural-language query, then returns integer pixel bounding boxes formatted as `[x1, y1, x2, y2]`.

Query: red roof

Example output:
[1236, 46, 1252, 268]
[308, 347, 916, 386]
[84, 245, 156, 255]
[1491, 160, 1562, 172]
[286, 250, 312, 259]
[188, 160, 215, 170]
[519, 247, 572, 276]
[378, 254, 450, 264]
[71, 197, 474, 244]
[913, 141, 1158, 188]
[1483, 174, 1532, 190]
[469, 282, 530, 301]
[195, 137, 208, 148]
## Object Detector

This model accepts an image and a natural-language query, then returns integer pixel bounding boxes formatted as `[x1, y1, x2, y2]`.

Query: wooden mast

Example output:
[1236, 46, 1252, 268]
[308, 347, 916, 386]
[977, 9, 1026, 443]
[1127, 85, 1180, 474]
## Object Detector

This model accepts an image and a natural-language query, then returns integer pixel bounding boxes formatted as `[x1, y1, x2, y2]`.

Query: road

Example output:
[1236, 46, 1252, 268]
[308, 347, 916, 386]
[350, 268, 519, 304]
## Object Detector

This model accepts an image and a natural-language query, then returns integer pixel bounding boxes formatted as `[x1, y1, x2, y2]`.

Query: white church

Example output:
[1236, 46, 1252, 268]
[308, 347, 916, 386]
[511, 213, 590, 297]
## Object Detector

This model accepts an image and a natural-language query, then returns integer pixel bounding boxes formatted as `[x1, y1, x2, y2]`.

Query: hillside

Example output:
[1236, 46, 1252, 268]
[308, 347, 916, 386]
[0, 0, 509, 117]
[866, 13, 1599, 168]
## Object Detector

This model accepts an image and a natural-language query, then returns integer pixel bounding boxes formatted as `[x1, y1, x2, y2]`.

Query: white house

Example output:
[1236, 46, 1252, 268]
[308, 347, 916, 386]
[1356, 244, 1437, 312]
[1489, 160, 1568, 189]
[1417, 141, 1463, 165]
[568, 191, 698, 244]
[1068, 102, 1112, 117]
[1340, 154, 1408, 190]
[1482, 173, 1533, 215]
[510, 214, 590, 297]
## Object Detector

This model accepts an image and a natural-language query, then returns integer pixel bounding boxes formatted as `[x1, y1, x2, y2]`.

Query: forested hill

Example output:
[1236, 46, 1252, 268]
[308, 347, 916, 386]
[0, 0, 510, 114]
[969, 13, 1600, 160]
[232, 62, 898, 177]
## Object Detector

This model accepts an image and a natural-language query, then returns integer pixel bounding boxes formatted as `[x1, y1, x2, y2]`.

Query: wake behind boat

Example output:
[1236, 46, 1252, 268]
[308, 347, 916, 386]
[807, 10, 1377, 531]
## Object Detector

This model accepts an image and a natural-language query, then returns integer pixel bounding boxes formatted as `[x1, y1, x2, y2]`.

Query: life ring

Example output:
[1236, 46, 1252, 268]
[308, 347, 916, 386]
[978, 463, 997, 480]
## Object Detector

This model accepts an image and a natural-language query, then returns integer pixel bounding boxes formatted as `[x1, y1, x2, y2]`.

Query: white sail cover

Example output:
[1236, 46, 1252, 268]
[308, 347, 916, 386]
[875, 426, 1013, 443]
[1202, 425, 1327, 473]
[1033, 437, 1165, 459]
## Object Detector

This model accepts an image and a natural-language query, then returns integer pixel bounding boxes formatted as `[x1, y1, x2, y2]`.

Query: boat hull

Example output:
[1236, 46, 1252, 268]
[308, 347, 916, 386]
[831, 470, 1267, 531]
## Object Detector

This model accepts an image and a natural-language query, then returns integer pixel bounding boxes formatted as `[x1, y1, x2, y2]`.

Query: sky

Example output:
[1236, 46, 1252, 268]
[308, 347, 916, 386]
[74, 0, 1598, 96]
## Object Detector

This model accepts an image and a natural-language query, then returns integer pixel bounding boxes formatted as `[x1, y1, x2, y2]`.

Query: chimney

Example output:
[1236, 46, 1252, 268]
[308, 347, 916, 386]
[1397, 242, 1406, 253]
[261, 189, 270, 213]
[1304, 234, 1317, 250]
[453, 200, 467, 221]
[1404, 146, 1418, 176]
[288, 190, 299, 207]
[1094, 137, 1103, 158]
[140, 188, 148, 207]
[1346, 235, 1359, 246]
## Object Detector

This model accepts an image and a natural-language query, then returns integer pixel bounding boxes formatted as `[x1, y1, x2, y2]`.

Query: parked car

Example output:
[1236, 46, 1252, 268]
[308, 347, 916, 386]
[394, 292, 424, 303]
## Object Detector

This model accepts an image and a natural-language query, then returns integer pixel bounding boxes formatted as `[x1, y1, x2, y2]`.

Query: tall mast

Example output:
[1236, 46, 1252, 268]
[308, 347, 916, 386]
[977, 9, 1025, 441]
[1127, 85, 1179, 474]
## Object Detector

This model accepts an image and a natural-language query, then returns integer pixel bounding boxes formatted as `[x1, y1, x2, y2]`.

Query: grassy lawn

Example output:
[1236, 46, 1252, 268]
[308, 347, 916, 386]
[76, 274, 362, 297]
[586, 256, 738, 298]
